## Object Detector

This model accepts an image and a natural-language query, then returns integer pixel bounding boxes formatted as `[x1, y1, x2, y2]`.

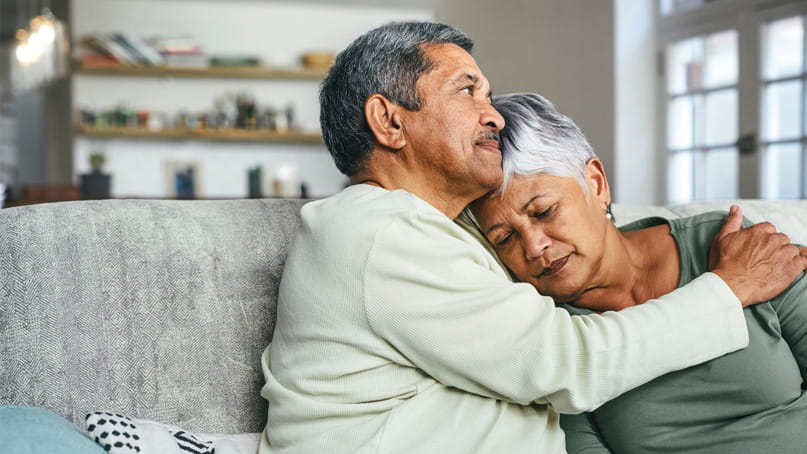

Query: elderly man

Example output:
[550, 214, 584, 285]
[260, 22, 807, 453]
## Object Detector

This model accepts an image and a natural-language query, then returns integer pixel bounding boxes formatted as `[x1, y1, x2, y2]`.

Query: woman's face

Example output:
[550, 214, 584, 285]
[470, 158, 612, 303]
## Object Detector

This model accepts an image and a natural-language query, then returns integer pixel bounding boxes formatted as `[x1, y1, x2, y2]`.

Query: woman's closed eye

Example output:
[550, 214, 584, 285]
[493, 231, 513, 248]
[531, 205, 555, 219]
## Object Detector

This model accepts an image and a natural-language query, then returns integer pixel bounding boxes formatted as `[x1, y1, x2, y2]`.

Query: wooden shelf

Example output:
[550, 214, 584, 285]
[75, 126, 324, 144]
[75, 64, 329, 81]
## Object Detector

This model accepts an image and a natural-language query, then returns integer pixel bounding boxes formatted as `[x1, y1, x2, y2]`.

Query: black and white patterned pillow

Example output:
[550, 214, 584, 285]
[85, 412, 215, 454]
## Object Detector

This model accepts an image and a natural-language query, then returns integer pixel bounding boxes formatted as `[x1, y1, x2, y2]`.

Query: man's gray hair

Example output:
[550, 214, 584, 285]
[320, 21, 473, 176]
[493, 93, 596, 195]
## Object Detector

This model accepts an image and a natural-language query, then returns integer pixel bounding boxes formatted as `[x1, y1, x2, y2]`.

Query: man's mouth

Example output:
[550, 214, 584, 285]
[540, 255, 570, 277]
[475, 132, 501, 152]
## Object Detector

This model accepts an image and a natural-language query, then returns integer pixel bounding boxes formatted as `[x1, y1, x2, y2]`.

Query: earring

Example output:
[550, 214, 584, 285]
[605, 203, 614, 222]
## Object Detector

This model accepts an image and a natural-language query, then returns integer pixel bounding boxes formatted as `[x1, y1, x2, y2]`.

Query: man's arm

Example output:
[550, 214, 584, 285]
[363, 212, 749, 413]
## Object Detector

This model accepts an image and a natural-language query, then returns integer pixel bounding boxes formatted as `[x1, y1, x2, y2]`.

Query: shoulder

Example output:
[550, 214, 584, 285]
[300, 185, 486, 263]
[669, 210, 755, 232]
[301, 185, 435, 240]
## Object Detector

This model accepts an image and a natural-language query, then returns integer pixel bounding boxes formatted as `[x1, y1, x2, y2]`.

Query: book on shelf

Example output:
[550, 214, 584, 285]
[82, 34, 140, 66]
[149, 36, 203, 55]
[79, 53, 122, 68]
[81, 33, 207, 68]
[112, 34, 165, 66]
[150, 35, 206, 68]
[209, 55, 261, 68]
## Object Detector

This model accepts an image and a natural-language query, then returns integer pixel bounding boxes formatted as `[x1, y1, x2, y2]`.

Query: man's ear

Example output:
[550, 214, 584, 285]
[365, 94, 406, 150]
[585, 157, 611, 206]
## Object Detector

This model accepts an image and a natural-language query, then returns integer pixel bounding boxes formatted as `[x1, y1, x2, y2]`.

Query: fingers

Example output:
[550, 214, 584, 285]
[717, 205, 743, 239]
[751, 221, 777, 234]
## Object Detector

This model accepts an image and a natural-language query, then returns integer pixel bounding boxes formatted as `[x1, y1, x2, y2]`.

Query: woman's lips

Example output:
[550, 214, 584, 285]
[540, 255, 569, 277]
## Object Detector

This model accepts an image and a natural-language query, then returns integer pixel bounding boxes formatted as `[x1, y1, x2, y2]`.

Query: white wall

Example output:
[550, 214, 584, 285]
[615, 0, 660, 205]
[436, 0, 663, 205]
[435, 0, 617, 185]
[71, 0, 432, 198]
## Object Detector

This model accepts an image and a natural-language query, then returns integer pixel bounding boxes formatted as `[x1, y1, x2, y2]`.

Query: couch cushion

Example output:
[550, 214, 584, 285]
[0, 199, 306, 433]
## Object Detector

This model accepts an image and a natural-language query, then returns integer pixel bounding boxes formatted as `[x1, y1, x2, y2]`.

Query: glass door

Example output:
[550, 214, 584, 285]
[760, 14, 807, 199]
[665, 29, 739, 203]
[659, 0, 807, 202]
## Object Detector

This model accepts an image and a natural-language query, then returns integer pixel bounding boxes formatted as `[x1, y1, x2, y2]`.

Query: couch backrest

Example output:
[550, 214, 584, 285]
[2, 198, 805, 434]
[613, 199, 807, 245]
[0, 199, 306, 433]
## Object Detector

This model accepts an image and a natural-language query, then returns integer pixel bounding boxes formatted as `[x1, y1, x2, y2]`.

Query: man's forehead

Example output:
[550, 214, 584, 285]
[421, 44, 487, 83]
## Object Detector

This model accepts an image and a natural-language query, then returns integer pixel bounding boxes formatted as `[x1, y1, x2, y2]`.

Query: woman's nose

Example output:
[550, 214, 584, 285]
[523, 231, 551, 261]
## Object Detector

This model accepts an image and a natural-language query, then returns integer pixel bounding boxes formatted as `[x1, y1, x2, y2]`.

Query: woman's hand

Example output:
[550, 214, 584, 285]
[709, 205, 807, 307]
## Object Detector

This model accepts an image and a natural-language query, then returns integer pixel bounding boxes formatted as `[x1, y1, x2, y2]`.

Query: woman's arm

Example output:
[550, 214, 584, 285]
[560, 413, 613, 454]
[770, 270, 807, 381]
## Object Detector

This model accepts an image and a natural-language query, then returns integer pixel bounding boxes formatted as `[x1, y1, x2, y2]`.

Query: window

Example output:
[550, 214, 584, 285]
[659, 0, 807, 202]
[665, 30, 739, 202]
[761, 15, 806, 199]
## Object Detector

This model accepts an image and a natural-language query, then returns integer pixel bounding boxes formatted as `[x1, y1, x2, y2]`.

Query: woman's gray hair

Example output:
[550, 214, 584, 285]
[493, 93, 596, 195]
[320, 21, 473, 177]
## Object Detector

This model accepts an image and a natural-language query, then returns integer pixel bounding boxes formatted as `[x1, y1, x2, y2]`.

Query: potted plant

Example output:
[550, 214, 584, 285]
[80, 148, 111, 199]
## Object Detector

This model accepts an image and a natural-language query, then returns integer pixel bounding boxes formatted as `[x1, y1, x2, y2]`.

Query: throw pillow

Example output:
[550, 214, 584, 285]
[0, 405, 105, 454]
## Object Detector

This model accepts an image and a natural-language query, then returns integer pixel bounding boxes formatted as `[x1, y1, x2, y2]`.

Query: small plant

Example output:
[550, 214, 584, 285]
[89, 150, 106, 173]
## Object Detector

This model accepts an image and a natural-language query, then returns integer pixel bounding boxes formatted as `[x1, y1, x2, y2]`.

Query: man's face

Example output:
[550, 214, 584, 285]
[399, 43, 505, 198]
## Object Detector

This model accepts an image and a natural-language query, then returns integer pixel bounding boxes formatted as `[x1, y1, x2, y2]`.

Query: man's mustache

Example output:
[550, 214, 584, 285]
[475, 131, 501, 147]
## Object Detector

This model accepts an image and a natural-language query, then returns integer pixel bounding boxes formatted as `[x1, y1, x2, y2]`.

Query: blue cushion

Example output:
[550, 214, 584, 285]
[0, 405, 105, 454]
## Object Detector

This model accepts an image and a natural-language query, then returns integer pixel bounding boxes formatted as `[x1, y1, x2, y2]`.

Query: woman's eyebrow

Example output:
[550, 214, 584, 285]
[521, 194, 550, 212]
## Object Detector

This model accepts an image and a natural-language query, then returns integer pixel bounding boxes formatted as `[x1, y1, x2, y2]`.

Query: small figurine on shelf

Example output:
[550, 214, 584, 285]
[247, 165, 263, 198]
[80, 148, 112, 199]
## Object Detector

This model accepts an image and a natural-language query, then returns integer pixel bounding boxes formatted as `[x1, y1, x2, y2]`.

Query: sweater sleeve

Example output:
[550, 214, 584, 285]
[363, 212, 749, 413]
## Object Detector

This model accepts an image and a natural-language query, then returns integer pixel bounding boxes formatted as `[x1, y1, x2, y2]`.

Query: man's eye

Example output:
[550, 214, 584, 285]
[461, 86, 473, 95]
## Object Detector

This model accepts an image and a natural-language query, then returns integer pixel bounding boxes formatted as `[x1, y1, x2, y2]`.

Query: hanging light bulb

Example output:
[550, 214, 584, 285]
[14, 29, 35, 65]
[11, 0, 69, 93]
[31, 9, 57, 46]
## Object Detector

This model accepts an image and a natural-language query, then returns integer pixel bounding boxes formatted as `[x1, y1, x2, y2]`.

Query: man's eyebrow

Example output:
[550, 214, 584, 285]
[452, 72, 479, 86]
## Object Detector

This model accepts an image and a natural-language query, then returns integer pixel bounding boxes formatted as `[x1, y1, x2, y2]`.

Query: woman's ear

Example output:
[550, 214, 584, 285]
[585, 157, 611, 207]
[365, 94, 406, 150]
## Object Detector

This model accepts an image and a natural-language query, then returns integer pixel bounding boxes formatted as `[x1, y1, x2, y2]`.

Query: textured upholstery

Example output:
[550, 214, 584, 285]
[0, 199, 305, 433]
[614, 199, 807, 245]
[1, 197, 805, 435]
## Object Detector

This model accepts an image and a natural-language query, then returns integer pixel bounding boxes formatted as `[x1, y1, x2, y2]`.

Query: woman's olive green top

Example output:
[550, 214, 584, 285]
[562, 212, 807, 454]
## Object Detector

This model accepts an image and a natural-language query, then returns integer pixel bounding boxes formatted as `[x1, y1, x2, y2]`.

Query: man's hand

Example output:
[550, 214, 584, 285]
[709, 205, 807, 307]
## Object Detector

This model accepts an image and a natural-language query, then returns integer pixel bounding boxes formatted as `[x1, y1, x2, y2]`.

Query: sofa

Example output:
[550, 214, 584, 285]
[1, 198, 806, 451]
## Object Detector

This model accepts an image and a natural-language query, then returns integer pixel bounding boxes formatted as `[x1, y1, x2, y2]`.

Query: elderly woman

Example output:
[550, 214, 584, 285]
[468, 93, 807, 453]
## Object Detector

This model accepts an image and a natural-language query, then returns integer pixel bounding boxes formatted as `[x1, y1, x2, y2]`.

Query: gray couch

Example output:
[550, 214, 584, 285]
[1, 198, 806, 444]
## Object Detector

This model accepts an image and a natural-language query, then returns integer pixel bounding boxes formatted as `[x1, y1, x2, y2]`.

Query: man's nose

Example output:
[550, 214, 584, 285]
[481, 102, 505, 132]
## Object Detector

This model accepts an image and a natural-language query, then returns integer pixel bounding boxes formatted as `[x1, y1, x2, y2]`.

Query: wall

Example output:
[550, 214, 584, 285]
[71, 0, 432, 198]
[434, 0, 617, 188]
[615, 0, 660, 205]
